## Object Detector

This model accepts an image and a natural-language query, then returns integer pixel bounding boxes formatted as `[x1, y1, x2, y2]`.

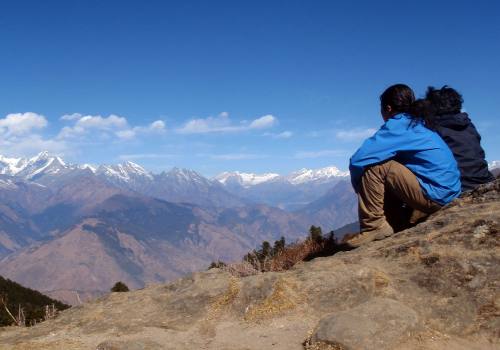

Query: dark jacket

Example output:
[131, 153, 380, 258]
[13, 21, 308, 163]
[433, 112, 494, 191]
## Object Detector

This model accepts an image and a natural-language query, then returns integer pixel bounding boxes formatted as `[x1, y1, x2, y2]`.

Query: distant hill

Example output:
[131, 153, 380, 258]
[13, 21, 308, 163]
[334, 221, 360, 239]
[295, 180, 358, 232]
[0, 275, 69, 327]
[0, 193, 309, 304]
[0, 151, 357, 305]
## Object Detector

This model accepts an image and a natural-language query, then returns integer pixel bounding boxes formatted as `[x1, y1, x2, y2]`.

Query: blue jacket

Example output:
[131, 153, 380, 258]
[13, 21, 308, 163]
[349, 113, 461, 205]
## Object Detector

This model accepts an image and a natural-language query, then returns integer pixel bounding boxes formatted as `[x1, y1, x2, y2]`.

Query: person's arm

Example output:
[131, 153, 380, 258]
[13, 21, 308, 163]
[349, 117, 410, 192]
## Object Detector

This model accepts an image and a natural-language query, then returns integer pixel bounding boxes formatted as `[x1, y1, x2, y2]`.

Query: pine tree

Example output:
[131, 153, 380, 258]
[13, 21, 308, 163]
[260, 241, 272, 259]
[309, 225, 323, 243]
[273, 236, 286, 255]
[208, 261, 226, 269]
[110, 281, 129, 292]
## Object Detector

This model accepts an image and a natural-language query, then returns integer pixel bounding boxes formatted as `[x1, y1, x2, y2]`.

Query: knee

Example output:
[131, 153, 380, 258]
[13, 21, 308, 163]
[363, 160, 399, 178]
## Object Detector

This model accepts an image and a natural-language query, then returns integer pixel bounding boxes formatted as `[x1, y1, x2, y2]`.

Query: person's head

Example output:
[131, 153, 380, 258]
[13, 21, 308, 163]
[425, 86, 463, 115]
[379, 84, 416, 121]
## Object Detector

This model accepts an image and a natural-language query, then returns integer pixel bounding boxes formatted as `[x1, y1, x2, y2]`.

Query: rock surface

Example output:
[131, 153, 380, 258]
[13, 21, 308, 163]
[0, 180, 499, 349]
[312, 298, 419, 349]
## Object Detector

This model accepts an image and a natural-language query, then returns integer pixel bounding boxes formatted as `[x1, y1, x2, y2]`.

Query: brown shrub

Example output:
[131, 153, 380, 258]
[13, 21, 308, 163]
[224, 237, 354, 278]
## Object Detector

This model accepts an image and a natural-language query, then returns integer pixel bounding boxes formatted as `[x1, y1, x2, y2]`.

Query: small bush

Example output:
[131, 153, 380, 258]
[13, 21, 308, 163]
[208, 261, 227, 269]
[221, 228, 354, 277]
[110, 281, 129, 292]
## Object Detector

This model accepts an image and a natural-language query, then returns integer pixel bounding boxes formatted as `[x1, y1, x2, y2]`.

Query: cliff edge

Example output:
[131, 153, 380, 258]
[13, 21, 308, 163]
[0, 180, 498, 350]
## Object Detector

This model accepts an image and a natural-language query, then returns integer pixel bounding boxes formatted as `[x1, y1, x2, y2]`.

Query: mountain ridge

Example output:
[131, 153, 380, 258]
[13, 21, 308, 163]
[1, 179, 497, 349]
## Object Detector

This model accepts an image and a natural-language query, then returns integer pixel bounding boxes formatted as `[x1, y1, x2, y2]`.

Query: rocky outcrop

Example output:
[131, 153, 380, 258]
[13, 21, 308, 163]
[0, 180, 498, 349]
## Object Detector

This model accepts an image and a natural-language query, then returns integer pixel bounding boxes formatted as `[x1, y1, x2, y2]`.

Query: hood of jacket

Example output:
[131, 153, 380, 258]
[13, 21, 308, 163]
[434, 112, 471, 130]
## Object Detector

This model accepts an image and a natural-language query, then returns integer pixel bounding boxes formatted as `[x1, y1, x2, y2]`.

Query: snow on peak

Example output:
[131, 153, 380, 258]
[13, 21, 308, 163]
[215, 171, 280, 187]
[0, 155, 26, 175]
[29, 151, 51, 163]
[287, 166, 349, 185]
[96, 162, 153, 182]
[0, 152, 68, 178]
[121, 161, 150, 176]
[0, 151, 351, 190]
[489, 160, 500, 170]
[79, 164, 97, 173]
[166, 167, 206, 182]
[215, 166, 349, 187]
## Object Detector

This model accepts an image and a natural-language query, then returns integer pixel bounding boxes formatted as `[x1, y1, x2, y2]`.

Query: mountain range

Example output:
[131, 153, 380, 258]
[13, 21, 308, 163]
[215, 166, 349, 210]
[0, 152, 357, 304]
[2, 151, 497, 304]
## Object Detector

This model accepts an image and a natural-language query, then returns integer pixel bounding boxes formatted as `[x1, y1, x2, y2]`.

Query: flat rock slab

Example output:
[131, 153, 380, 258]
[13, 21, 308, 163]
[312, 297, 419, 350]
[96, 339, 164, 350]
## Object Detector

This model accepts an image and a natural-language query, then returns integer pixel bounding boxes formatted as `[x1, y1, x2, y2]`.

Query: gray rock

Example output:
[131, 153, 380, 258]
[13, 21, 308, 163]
[312, 298, 419, 350]
[97, 340, 163, 350]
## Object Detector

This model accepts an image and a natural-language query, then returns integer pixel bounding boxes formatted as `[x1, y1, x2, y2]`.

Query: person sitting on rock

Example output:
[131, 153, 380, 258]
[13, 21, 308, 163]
[347, 84, 461, 247]
[423, 86, 495, 192]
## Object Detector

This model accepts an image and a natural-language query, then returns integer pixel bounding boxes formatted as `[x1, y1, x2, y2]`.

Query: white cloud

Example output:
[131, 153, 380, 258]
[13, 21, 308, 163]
[149, 120, 166, 131]
[294, 149, 347, 159]
[0, 112, 70, 157]
[249, 115, 277, 129]
[116, 120, 166, 139]
[265, 130, 293, 139]
[0, 111, 166, 159]
[115, 129, 136, 140]
[176, 112, 277, 134]
[335, 128, 376, 141]
[0, 134, 68, 157]
[60, 113, 83, 121]
[0, 112, 48, 136]
[57, 114, 166, 140]
[78, 114, 128, 130]
[58, 114, 129, 139]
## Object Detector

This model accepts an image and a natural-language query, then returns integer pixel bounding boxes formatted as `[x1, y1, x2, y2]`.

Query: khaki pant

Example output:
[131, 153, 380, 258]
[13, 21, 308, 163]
[358, 160, 441, 233]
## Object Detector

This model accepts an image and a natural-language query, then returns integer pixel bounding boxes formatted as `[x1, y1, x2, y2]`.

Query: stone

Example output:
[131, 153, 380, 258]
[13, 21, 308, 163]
[312, 298, 419, 350]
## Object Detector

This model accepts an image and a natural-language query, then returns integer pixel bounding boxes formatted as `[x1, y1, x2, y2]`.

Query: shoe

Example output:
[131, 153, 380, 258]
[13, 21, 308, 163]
[346, 224, 394, 247]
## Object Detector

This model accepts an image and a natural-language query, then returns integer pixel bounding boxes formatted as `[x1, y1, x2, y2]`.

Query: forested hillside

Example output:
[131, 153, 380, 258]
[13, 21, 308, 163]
[0, 276, 69, 327]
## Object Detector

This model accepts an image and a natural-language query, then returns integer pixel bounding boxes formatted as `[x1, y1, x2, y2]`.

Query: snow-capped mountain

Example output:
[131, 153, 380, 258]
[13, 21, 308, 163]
[0, 151, 68, 180]
[146, 168, 245, 207]
[0, 152, 244, 208]
[0, 152, 357, 304]
[287, 166, 349, 185]
[0, 155, 28, 175]
[215, 166, 349, 188]
[490, 160, 500, 177]
[214, 166, 350, 210]
[0, 152, 155, 185]
[0, 152, 353, 211]
[215, 171, 280, 188]
[489, 160, 500, 170]
[160, 167, 210, 185]
[95, 161, 154, 187]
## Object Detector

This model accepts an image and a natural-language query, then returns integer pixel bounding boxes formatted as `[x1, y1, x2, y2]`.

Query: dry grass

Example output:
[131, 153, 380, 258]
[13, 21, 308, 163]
[206, 276, 240, 321]
[243, 279, 303, 321]
[222, 261, 260, 277]
[222, 238, 354, 278]
[270, 239, 323, 272]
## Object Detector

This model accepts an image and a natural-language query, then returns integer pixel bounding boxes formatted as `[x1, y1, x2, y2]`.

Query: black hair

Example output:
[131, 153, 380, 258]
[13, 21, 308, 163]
[380, 84, 415, 114]
[380, 84, 434, 128]
[425, 85, 463, 115]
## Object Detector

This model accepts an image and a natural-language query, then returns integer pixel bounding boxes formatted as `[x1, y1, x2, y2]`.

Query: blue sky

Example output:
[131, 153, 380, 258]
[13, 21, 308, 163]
[0, 0, 499, 176]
